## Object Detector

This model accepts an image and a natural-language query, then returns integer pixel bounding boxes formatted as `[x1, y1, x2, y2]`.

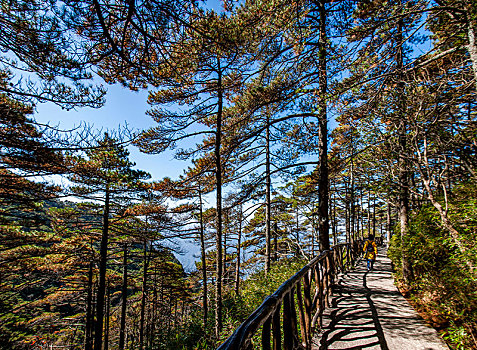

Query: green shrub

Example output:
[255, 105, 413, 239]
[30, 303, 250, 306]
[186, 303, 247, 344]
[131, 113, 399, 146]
[388, 198, 477, 350]
[219, 257, 308, 344]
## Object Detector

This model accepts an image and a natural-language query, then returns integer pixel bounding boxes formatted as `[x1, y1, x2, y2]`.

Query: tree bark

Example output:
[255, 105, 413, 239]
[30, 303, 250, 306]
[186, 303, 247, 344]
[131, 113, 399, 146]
[350, 156, 355, 243]
[149, 265, 158, 347]
[296, 205, 300, 242]
[265, 110, 272, 275]
[119, 245, 128, 350]
[422, 178, 476, 276]
[373, 196, 376, 237]
[332, 190, 337, 246]
[317, 0, 330, 251]
[417, 136, 477, 276]
[345, 182, 350, 244]
[386, 200, 392, 245]
[358, 191, 363, 240]
[464, 0, 477, 90]
[198, 189, 208, 328]
[396, 4, 414, 283]
[139, 240, 149, 350]
[274, 222, 278, 261]
[367, 189, 371, 237]
[235, 205, 242, 296]
[311, 214, 316, 255]
[215, 59, 224, 339]
[93, 184, 110, 350]
[104, 285, 110, 350]
[84, 260, 93, 350]
[223, 209, 227, 286]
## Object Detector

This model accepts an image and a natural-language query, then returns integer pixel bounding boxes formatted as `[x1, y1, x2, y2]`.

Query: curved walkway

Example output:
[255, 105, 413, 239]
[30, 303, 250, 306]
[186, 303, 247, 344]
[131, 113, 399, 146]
[313, 248, 449, 350]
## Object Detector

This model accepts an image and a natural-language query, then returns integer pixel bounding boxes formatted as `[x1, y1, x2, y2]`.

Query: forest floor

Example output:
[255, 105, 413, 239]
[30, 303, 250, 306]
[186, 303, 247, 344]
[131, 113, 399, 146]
[312, 248, 449, 350]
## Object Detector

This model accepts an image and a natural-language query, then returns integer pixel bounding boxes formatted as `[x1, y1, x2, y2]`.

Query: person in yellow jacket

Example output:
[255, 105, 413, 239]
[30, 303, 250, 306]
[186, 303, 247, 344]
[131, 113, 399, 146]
[363, 234, 378, 271]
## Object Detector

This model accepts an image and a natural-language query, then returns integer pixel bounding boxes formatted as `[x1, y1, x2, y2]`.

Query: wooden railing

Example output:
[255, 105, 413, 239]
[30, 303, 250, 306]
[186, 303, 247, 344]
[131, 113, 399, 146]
[217, 241, 362, 350]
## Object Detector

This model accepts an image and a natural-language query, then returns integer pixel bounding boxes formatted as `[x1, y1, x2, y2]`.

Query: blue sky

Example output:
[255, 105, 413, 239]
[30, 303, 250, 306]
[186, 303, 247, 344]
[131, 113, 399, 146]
[31, 0, 225, 270]
[35, 84, 189, 181]
[34, 83, 201, 269]
[33, 0, 226, 182]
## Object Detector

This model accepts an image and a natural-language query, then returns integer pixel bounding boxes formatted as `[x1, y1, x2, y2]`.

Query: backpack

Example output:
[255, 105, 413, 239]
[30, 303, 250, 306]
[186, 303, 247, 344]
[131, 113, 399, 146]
[366, 241, 374, 252]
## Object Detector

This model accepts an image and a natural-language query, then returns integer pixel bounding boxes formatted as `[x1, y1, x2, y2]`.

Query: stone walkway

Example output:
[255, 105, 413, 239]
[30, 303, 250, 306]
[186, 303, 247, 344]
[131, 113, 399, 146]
[313, 248, 449, 350]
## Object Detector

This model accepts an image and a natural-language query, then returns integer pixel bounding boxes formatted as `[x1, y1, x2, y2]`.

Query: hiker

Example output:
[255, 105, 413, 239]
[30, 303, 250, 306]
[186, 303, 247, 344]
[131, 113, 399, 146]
[363, 234, 378, 271]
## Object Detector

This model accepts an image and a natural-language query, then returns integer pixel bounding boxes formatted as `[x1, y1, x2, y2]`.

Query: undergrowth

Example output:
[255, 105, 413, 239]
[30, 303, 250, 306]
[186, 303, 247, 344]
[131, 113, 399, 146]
[164, 256, 308, 349]
[219, 257, 308, 344]
[388, 186, 477, 350]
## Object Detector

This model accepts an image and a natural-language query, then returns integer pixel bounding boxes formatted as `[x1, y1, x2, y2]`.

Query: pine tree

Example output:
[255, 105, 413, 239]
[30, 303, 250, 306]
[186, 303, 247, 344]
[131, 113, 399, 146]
[135, 10, 256, 337]
[0, 1, 104, 108]
[67, 133, 149, 350]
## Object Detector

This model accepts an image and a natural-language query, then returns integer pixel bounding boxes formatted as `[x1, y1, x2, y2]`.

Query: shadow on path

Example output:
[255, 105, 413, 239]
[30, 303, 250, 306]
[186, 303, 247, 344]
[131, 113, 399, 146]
[362, 270, 389, 350]
[312, 249, 448, 350]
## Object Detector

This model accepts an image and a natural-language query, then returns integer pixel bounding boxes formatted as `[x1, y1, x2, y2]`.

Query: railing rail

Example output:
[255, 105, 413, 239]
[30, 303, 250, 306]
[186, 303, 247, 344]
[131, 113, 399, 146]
[217, 241, 363, 350]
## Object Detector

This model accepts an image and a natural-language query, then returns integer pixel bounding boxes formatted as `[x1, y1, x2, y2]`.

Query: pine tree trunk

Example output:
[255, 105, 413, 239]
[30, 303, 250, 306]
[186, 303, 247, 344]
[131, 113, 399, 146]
[317, 0, 330, 251]
[398, 82, 413, 284]
[198, 189, 208, 328]
[119, 245, 128, 350]
[296, 205, 299, 242]
[386, 200, 392, 244]
[350, 156, 355, 243]
[274, 222, 278, 261]
[417, 140, 477, 276]
[373, 196, 376, 236]
[332, 191, 337, 246]
[423, 180, 476, 276]
[215, 59, 224, 339]
[345, 182, 350, 244]
[235, 205, 242, 296]
[367, 190, 371, 237]
[358, 191, 363, 239]
[149, 265, 158, 347]
[380, 212, 383, 237]
[174, 299, 178, 328]
[464, 0, 477, 90]
[167, 297, 172, 329]
[93, 184, 110, 350]
[356, 205, 360, 240]
[85, 260, 93, 350]
[396, 5, 414, 283]
[104, 285, 110, 350]
[223, 210, 227, 286]
[311, 214, 316, 255]
[139, 240, 149, 350]
[265, 111, 272, 275]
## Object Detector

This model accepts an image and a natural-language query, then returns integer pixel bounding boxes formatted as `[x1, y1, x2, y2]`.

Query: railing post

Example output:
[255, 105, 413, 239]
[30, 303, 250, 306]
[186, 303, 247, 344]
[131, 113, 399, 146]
[323, 255, 331, 308]
[303, 271, 312, 349]
[346, 244, 350, 269]
[283, 292, 293, 350]
[310, 265, 320, 329]
[341, 245, 345, 271]
[262, 317, 272, 350]
[296, 281, 307, 347]
[317, 262, 325, 328]
[329, 251, 335, 291]
[290, 287, 299, 348]
[217, 246, 363, 350]
[272, 303, 281, 350]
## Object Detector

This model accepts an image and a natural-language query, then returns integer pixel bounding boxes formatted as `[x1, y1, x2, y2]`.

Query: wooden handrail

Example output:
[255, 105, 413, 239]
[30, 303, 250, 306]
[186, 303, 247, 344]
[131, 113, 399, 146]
[217, 241, 363, 350]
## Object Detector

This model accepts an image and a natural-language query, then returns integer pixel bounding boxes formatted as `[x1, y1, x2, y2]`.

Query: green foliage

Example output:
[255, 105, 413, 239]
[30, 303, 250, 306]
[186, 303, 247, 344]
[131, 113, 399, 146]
[155, 257, 307, 349]
[218, 257, 307, 345]
[443, 324, 474, 350]
[388, 194, 477, 350]
[154, 318, 205, 350]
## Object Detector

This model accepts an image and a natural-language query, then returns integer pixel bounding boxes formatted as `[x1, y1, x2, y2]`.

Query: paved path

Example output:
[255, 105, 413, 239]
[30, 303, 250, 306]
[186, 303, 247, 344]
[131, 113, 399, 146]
[312, 248, 449, 350]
